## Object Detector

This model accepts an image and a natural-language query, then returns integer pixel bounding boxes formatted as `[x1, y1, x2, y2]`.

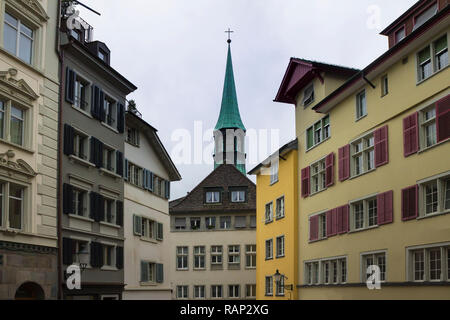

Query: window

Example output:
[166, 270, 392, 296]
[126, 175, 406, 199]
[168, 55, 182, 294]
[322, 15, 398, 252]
[10, 105, 24, 146]
[231, 190, 245, 202]
[409, 244, 450, 282]
[73, 131, 88, 160]
[211, 246, 223, 265]
[246, 284, 256, 298]
[276, 196, 285, 219]
[205, 216, 216, 229]
[128, 163, 143, 187]
[72, 188, 87, 217]
[306, 115, 330, 150]
[176, 246, 188, 270]
[245, 245, 256, 268]
[319, 213, 327, 239]
[356, 90, 367, 120]
[419, 175, 450, 217]
[206, 191, 221, 203]
[103, 95, 116, 127]
[362, 252, 386, 282]
[103, 146, 115, 172]
[98, 49, 108, 62]
[434, 35, 448, 71]
[270, 161, 278, 184]
[234, 216, 247, 228]
[395, 27, 405, 44]
[418, 46, 433, 81]
[103, 244, 115, 267]
[4, 12, 33, 64]
[194, 246, 206, 269]
[126, 127, 140, 146]
[265, 276, 273, 296]
[228, 245, 240, 265]
[275, 277, 284, 296]
[310, 158, 326, 194]
[265, 202, 273, 223]
[351, 133, 374, 177]
[276, 236, 285, 258]
[228, 285, 240, 298]
[250, 215, 256, 228]
[265, 239, 273, 260]
[350, 196, 377, 231]
[7, 183, 24, 230]
[141, 261, 156, 282]
[211, 285, 223, 299]
[74, 76, 89, 110]
[194, 285, 205, 299]
[71, 240, 89, 264]
[419, 106, 437, 148]
[174, 217, 186, 230]
[305, 257, 347, 285]
[0, 100, 28, 147]
[413, 3, 437, 30]
[219, 216, 231, 229]
[190, 217, 201, 230]
[381, 75, 388, 96]
[302, 84, 314, 106]
[103, 198, 115, 224]
[176, 286, 188, 299]
[141, 217, 156, 239]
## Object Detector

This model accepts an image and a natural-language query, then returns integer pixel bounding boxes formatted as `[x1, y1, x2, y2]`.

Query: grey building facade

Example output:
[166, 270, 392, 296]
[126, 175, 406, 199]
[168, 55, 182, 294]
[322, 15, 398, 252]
[58, 9, 136, 300]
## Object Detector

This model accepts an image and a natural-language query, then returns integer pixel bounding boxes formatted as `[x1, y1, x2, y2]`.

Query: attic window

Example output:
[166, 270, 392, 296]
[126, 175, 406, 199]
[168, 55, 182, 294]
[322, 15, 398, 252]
[413, 3, 438, 30]
[98, 49, 108, 62]
[395, 27, 405, 44]
[302, 84, 314, 107]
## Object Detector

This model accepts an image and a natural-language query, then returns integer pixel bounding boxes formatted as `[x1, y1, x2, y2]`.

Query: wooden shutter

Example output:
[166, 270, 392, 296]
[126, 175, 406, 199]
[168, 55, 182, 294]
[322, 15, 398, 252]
[157, 222, 163, 241]
[91, 85, 99, 119]
[124, 159, 129, 181]
[374, 125, 389, 167]
[337, 205, 349, 234]
[148, 171, 154, 191]
[63, 183, 73, 215]
[116, 246, 124, 270]
[116, 151, 123, 176]
[96, 140, 104, 168]
[133, 214, 142, 235]
[436, 94, 450, 142]
[309, 215, 319, 241]
[65, 67, 75, 104]
[90, 242, 99, 268]
[402, 185, 418, 221]
[403, 113, 419, 157]
[117, 103, 125, 133]
[338, 145, 350, 181]
[97, 193, 105, 222]
[141, 261, 148, 282]
[165, 181, 170, 199]
[142, 169, 148, 189]
[89, 137, 97, 164]
[62, 238, 73, 265]
[377, 190, 394, 225]
[325, 153, 335, 187]
[301, 167, 310, 198]
[99, 90, 106, 122]
[63, 124, 74, 156]
[156, 264, 164, 283]
[116, 201, 123, 226]
[326, 209, 338, 237]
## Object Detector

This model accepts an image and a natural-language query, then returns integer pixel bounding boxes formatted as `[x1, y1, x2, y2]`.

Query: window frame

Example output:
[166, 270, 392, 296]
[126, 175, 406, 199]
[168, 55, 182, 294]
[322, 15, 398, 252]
[228, 245, 240, 265]
[350, 131, 375, 178]
[304, 256, 347, 286]
[211, 245, 223, 266]
[0, 99, 31, 149]
[349, 194, 378, 232]
[310, 157, 327, 195]
[276, 196, 285, 219]
[276, 235, 285, 258]
[265, 239, 273, 260]
[1, 182, 27, 231]
[176, 285, 189, 299]
[417, 172, 450, 218]
[193, 246, 206, 270]
[360, 250, 387, 283]
[355, 89, 367, 121]
[306, 115, 330, 151]
[407, 242, 450, 282]
[416, 33, 448, 83]
[3, 11, 35, 65]
[245, 244, 256, 269]
[176, 246, 189, 270]
[265, 201, 273, 224]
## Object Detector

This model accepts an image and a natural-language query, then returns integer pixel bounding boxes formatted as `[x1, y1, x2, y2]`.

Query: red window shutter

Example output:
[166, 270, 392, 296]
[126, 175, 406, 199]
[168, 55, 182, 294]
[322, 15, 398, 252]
[374, 125, 389, 167]
[336, 205, 349, 234]
[342, 205, 349, 232]
[332, 209, 338, 236]
[338, 145, 350, 181]
[309, 215, 319, 241]
[325, 153, 335, 187]
[301, 167, 310, 198]
[377, 190, 393, 225]
[436, 94, 450, 143]
[403, 113, 419, 157]
[402, 185, 418, 221]
[326, 210, 333, 237]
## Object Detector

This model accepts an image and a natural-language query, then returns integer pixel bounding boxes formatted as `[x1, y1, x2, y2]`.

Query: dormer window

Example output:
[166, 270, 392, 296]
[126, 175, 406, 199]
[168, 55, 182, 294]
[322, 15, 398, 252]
[413, 3, 437, 30]
[4, 12, 34, 64]
[231, 190, 246, 203]
[302, 84, 314, 107]
[206, 191, 221, 204]
[395, 27, 405, 44]
[98, 49, 108, 63]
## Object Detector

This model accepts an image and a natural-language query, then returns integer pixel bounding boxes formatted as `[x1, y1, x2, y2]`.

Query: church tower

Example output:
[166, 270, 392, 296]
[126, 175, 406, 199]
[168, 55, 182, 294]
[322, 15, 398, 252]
[213, 33, 247, 174]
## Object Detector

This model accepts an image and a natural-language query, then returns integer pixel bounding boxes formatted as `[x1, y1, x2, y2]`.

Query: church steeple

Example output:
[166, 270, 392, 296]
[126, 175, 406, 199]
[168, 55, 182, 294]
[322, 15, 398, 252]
[213, 31, 247, 175]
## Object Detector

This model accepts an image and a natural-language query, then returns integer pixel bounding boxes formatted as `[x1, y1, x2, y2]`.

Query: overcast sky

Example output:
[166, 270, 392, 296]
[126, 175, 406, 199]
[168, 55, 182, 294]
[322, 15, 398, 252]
[77, 0, 417, 200]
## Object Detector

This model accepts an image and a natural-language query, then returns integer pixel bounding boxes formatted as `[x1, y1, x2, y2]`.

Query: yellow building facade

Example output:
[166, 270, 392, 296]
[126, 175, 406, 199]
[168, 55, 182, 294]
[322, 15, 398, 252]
[249, 140, 298, 300]
[274, 1, 450, 299]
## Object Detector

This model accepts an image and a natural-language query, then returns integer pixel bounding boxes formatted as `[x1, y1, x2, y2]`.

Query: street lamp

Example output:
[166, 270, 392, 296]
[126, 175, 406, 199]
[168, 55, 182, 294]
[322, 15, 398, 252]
[273, 269, 294, 291]
[77, 249, 89, 273]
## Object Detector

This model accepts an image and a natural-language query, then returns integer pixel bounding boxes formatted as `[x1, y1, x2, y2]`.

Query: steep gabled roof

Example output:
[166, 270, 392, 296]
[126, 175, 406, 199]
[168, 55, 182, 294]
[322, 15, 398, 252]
[169, 164, 256, 214]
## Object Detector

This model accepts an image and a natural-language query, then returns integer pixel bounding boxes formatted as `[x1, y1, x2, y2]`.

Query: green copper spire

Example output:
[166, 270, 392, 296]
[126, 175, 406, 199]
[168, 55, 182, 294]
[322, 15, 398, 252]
[214, 42, 246, 131]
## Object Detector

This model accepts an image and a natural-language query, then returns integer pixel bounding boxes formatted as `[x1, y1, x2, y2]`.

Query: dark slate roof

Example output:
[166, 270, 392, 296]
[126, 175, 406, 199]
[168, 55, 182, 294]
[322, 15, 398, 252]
[169, 164, 256, 214]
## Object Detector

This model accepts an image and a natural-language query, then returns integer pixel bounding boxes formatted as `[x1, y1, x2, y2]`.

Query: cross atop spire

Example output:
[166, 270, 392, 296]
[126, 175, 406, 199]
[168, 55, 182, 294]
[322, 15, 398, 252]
[225, 28, 234, 44]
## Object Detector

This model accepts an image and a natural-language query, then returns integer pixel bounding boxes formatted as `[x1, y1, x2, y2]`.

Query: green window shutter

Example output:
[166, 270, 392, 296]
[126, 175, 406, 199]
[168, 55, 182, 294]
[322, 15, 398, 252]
[140, 261, 148, 282]
[165, 181, 170, 199]
[149, 172, 154, 191]
[156, 263, 164, 283]
[157, 223, 163, 241]
[418, 46, 431, 64]
[133, 215, 142, 236]
[307, 127, 314, 149]
[435, 36, 448, 53]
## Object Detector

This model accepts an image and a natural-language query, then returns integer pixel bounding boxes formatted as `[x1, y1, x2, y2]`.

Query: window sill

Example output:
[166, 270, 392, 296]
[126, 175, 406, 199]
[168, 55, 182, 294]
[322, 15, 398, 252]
[68, 214, 94, 223]
[0, 47, 44, 76]
[276, 255, 285, 259]
[265, 220, 273, 225]
[245, 266, 256, 270]
[305, 136, 331, 153]
[308, 237, 327, 244]
[355, 114, 368, 122]
[348, 168, 376, 181]
[417, 210, 450, 221]
[125, 140, 140, 148]
[101, 122, 119, 133]
[276, 215, 285, 220]
[0, 138, 34, 154]
[99, 168, 122, 179]
[417, 138, 449, 155]
[71, 105, 93, 118]
[348, 224, 379, 234]
[265, 257, 273, 261]
[140, 281, 158, 287]
[101, 266, 118, 271]
[99, 221, 121, 229]
[309, 188, 328, 197]
[193, 268, 206, 271]
[140, 237, 158, 244]
[176, 268, 189, 271]
[69, 155, 95, 168]
[416, 64, 449, 86]
[270, 179, 279, 186]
